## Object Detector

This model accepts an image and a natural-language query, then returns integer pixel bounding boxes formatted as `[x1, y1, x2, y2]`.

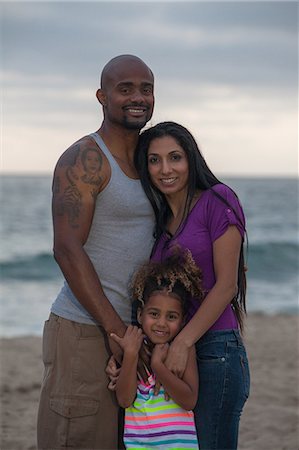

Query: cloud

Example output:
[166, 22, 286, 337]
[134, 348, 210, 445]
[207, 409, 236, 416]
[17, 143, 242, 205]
[1, 1, 298, 175]
[2, 2, 296, 86]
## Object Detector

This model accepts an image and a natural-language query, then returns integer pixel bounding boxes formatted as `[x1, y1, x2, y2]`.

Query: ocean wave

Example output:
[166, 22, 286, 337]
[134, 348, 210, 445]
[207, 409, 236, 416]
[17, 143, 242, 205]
[246, 241, 299, 282]
[1, 241, 298, 283]
[0, 252, 61, 280]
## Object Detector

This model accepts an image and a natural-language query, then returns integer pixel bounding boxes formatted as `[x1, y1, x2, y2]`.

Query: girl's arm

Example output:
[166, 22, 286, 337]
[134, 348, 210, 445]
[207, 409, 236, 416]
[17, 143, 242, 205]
[110, 326, 144, 408]
[166, 225, 242, 377]
[151, 344, 198, 411]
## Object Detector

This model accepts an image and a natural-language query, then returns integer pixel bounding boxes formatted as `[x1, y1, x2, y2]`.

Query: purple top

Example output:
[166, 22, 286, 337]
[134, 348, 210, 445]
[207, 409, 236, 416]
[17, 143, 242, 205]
[151, 184, 245, 332]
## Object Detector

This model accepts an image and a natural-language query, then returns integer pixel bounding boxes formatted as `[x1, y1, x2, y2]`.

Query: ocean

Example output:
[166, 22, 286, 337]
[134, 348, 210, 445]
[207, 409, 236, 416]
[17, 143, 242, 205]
[1, 175, 298, 337]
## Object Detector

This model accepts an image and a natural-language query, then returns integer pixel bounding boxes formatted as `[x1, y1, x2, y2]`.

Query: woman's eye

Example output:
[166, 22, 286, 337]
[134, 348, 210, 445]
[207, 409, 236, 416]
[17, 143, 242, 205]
[148, 157, 158, 164]
[171, 153, 182, 161]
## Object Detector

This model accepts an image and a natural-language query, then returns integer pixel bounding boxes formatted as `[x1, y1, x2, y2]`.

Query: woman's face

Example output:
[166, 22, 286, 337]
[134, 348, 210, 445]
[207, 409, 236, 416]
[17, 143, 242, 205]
[147, 135, 189, 197]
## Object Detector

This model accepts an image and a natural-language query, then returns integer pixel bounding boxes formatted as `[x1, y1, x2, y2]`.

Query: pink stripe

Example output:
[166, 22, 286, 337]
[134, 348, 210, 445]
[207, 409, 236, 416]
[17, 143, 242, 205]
[125, 421, 195, 430]
[125, 412, 193, 421]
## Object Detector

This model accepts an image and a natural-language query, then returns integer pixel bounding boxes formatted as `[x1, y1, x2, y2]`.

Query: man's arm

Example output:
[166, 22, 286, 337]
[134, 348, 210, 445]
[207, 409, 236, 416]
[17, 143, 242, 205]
[52, 137, 127, 342]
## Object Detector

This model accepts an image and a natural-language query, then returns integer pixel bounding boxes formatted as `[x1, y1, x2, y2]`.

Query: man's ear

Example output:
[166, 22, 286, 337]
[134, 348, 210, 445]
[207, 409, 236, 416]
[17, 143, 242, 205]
[137, 308, 143, 325]
[96, 88, 107, 106]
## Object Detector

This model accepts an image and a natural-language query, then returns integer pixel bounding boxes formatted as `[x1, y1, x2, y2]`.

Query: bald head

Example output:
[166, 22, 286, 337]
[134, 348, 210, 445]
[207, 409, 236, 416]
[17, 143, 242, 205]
[100, 54, 154, 90]
[96, 54, 155, 130]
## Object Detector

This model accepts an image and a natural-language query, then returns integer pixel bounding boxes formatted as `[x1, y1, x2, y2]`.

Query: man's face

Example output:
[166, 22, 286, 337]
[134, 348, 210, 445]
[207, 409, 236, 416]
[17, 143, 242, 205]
[100, 60, 154, 130]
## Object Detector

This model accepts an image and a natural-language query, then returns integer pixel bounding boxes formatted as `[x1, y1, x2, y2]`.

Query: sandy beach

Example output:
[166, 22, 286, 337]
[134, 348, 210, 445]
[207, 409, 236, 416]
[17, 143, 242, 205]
[1, 313, 298, 450]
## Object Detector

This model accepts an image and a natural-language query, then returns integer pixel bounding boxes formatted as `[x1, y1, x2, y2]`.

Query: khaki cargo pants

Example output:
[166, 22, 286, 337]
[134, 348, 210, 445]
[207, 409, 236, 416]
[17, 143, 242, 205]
[37, 313, 123, 449]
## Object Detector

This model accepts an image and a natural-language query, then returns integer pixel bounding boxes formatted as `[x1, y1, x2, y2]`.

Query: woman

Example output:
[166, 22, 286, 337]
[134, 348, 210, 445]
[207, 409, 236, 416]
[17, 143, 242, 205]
[134, 121, 250, 450]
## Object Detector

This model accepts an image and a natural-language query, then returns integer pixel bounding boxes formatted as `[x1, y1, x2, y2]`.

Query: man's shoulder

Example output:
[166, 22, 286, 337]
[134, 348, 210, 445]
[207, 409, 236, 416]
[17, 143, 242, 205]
[56, 134, 104, 168]
[67, 134, 98, 153]
[53, 133, 110, 192]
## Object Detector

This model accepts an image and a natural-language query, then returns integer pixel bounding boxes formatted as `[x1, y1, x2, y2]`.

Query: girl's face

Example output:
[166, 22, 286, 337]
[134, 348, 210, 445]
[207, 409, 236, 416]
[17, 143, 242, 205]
[137, 290, 184, 345]
[147, 136, 189, 198]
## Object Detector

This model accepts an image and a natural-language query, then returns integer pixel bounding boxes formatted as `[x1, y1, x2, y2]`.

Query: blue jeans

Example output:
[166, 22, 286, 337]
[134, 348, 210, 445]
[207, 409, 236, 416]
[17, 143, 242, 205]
[194, 329, 250, 449]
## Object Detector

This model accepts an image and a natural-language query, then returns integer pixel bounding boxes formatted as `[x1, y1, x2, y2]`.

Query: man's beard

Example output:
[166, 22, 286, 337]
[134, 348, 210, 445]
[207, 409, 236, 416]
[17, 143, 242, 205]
[122, 116, 149, 130]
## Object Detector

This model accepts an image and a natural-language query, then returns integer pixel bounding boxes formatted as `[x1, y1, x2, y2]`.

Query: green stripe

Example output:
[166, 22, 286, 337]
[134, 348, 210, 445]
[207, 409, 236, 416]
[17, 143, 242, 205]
[129, 403, 181, 412]
[134, 395, 174, 406]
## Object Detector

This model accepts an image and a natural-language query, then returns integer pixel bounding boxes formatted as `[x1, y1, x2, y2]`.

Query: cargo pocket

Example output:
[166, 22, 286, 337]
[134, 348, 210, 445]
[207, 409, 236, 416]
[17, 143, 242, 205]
[50, 396, 100, 447]
[50, 396, 99, 418]
[42, 315, 60, 366]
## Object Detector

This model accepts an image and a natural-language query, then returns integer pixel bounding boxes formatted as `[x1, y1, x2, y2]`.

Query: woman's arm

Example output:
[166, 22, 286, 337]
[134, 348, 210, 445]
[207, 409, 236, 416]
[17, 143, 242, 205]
[151, 344, 198, 411]
[165, 225, 242, 376]
[110, 326, 144, 408]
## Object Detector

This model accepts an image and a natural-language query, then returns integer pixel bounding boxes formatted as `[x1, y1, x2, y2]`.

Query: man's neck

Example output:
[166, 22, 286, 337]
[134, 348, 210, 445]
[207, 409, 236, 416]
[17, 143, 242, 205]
[97, 123, 140, 159]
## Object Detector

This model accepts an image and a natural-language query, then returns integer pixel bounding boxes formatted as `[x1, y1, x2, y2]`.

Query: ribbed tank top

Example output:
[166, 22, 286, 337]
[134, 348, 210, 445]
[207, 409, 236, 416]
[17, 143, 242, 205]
[51, 132, 155, 325]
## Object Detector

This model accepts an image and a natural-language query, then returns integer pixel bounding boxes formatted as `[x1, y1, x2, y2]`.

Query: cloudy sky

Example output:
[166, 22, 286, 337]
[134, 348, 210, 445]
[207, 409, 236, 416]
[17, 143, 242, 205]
[1, 1, 298, 177]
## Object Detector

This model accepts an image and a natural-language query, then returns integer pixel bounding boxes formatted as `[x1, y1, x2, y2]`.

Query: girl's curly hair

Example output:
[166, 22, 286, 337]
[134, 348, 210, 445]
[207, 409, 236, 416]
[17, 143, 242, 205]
[130, 248, 204, 315]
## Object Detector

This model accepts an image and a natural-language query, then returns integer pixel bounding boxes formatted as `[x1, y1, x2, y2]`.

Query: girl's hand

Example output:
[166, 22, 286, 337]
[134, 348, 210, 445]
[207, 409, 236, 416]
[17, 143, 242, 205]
[110, 325, 144, 356]
[151, 343, 169, 367]
[164, 338, 190, 378]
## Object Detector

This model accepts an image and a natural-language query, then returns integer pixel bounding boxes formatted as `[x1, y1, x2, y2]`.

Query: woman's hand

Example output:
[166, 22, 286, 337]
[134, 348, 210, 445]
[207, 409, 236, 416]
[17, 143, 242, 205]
[164, 337, 190, 378]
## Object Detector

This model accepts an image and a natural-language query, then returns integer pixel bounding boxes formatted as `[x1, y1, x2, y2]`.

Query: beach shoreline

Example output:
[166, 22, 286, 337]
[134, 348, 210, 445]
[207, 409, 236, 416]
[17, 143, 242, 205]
[1, 312, 298, 450]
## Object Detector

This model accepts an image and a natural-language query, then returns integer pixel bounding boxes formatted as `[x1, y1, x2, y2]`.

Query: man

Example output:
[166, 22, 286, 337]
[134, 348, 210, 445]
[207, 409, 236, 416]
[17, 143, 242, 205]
[37, 55, 155, 449]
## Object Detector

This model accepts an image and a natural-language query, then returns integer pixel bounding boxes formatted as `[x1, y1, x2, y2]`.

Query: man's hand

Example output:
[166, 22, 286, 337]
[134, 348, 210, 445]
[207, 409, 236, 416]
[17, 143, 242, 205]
[105, 355, 120, 391]
[107, 335, 123, 366]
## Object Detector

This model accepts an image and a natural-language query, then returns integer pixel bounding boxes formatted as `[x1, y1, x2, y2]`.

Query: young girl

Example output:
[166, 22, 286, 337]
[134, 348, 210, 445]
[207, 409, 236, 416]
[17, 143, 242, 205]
[110, 251, 203, 449]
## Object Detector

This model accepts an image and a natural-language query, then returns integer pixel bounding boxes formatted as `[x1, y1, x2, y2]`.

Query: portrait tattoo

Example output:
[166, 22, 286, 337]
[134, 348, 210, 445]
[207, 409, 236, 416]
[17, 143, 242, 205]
[53, 142, 101, 227]
[80, 147, 103, 186]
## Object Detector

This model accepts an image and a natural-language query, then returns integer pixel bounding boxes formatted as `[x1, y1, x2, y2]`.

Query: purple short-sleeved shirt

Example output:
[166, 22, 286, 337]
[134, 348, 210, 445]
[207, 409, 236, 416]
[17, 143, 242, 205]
[151, 184, 245, 331]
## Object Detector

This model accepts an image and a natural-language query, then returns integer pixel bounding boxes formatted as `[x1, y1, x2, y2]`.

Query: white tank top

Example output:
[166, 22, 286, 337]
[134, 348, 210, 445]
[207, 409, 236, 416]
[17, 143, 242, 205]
[51, 132, 155, 325]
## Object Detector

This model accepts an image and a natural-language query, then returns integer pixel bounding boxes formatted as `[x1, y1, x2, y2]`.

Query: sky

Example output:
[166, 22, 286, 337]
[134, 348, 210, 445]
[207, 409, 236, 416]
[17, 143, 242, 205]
[1, 1, 298, 177]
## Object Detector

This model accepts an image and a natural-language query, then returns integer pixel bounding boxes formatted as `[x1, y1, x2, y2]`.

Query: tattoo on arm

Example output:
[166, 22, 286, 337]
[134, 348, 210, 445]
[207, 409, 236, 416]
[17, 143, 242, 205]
[55, 185, 82, 229]
[80, 146, 103, 186]
[53, 141, 103, 227]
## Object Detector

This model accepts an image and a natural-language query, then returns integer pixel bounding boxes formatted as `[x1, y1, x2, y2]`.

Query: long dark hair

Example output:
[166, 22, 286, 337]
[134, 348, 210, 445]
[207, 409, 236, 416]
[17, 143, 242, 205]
[135, 121, 247, 331]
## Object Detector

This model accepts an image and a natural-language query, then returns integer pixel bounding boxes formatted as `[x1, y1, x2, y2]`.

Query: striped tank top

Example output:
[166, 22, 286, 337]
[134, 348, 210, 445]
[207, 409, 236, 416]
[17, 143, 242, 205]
[124, 374, 199, 449]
